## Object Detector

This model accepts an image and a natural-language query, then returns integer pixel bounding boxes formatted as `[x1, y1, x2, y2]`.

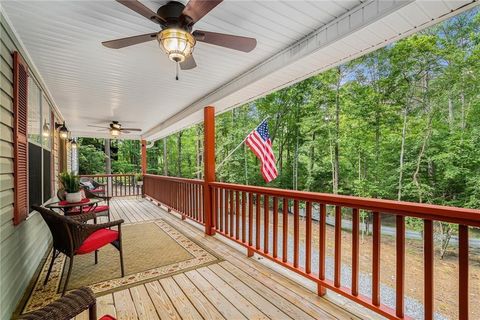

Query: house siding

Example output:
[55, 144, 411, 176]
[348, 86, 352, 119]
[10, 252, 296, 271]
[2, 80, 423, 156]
[0, 14, 51, 320]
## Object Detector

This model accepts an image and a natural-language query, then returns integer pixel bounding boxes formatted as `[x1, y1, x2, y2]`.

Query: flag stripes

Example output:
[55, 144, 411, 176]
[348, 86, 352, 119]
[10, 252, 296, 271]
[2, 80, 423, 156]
[245, 120, 278, 183]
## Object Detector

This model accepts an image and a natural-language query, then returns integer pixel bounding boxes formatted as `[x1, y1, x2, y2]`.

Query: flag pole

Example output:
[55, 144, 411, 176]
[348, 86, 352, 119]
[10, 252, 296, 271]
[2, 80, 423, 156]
[217, 116, 270, 171]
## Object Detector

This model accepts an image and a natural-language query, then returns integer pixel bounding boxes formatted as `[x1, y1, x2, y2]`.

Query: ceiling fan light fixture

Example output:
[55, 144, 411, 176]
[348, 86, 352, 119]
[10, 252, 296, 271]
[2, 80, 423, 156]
[158, 28, 195, 63]
[110, 127, 121, 137]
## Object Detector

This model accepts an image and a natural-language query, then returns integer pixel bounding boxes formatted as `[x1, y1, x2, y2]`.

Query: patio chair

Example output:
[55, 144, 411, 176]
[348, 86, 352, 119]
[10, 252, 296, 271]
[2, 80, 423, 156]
[57, 189, 111, 222]
[80, 177, 106, 195]
[18, 286, 116, 320]
[33, 206, 125, 295]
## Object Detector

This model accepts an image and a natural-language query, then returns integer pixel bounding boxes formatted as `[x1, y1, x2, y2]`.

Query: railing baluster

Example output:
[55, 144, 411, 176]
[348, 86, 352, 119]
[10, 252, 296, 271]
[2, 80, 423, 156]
[219, 188, 224, 232]
[352, 208, 359, 296]
[334, 205, 341, 288]
[424, 219, 434, 320]
[225, 189, 230, 234]
[264, 194, 269, 254]
[459, 225, 469, 320]
[273, 197, 278, 259]
[248, 192, 253, 247]
[372, 211, 380, 306]
[396, 215, 405, 318]
[236, 191, 240, 240]
[242, 192, 246, 243]
[319, 203, 326, 296]
[256, 194, 261, 250]
[213, 187, 217, 229]
[201, 184, 204, 222]
[293, 200, 299, 268]
[282, 198, 288, 263]
[230, 190, 234, 236]
[305, 201, 312, 274]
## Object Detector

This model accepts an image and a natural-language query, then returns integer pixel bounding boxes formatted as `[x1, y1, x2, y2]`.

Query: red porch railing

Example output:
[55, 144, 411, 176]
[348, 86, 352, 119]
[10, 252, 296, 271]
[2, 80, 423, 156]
[79, 174, 142, 197]
[144, 174, 204, 224]
[144, 175, 479, 320]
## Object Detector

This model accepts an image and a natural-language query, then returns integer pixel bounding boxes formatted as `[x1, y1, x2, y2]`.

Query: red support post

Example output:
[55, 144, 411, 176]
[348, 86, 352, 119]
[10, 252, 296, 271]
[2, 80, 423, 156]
[141, 139, 147, 197]
[141, 139, 147, 175]
[203, 106, 215, 235]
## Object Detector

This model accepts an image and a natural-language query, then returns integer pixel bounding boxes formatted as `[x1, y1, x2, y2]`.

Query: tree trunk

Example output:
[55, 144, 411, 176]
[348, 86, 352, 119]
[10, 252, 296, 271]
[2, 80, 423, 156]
[397, 106, 408, 201]
[308, 131, 315, 190]
[177, 132, 182, 176]
[413, 112, 433, 203]
[333, 67, 341, 194]
[196, 125, 203, 179]
[163, 138, 168, 176]
[448, 97, 454, 131]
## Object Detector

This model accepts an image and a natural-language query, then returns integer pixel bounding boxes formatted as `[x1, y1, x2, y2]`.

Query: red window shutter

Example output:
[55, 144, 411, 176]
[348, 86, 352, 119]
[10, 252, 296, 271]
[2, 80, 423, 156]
[13, 51, 29, 225]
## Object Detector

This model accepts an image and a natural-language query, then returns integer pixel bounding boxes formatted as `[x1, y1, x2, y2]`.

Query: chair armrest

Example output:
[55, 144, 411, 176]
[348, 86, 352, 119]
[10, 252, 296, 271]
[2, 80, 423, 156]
[95, 194, 112, 201]
[91, 219, 124, 230]
[18, 287, 96, 320]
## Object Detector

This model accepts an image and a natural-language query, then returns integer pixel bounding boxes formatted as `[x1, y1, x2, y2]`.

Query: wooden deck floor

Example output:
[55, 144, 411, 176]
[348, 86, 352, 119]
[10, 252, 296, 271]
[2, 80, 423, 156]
[74, 197, 362, 320]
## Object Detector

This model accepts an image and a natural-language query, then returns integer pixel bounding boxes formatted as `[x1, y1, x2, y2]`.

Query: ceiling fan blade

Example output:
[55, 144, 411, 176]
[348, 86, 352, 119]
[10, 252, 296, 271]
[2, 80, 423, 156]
[121, 128, 142, 131]
[193, 30, 256, 52]
[121, 130, 131, 134]
[180, 55, 197, 70]
[116, 0, 166, 24]
[102, 32, 158, 49]
[96, 128, 109, 132]
[88, 124, 109, 129]
[182, 0, 222, 24]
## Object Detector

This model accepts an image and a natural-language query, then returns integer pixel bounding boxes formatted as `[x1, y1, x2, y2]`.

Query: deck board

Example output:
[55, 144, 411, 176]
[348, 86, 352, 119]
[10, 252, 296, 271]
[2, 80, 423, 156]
[82, 197, 364, 320]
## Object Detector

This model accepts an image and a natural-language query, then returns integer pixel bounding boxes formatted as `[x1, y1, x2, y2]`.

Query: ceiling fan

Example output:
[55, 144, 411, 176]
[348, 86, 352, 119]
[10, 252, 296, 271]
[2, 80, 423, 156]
[102, 0, 257, 79]
[88, 121, 142, 137]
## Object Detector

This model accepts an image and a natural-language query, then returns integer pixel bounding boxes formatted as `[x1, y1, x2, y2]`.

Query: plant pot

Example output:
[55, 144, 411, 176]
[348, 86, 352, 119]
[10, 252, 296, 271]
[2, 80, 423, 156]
[137, 181, 143, 186]
[66, 191, 82, 203]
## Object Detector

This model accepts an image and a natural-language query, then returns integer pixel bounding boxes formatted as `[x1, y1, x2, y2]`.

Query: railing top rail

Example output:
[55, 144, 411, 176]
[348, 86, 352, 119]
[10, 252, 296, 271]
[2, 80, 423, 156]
[144, 174, 204, 185]
[79, 173, 136, 177]
[211, 181, 480, 226]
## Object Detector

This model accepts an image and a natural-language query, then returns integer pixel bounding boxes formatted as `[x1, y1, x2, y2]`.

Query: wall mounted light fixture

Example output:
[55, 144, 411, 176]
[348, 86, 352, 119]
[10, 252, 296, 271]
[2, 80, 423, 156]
[55, 121, 69, 139]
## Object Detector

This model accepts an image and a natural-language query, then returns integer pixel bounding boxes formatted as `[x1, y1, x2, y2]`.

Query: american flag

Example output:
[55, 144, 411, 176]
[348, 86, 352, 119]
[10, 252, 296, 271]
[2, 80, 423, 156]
[245, 120, 278, 183]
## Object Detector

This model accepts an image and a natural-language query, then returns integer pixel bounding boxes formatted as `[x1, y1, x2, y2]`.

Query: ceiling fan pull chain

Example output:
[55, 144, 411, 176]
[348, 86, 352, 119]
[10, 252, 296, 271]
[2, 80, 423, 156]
[176, 61, 179, 81]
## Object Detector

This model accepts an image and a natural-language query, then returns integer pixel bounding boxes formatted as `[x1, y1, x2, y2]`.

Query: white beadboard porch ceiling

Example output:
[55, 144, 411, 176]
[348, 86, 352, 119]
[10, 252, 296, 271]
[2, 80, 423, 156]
[2, 0, 478, 140]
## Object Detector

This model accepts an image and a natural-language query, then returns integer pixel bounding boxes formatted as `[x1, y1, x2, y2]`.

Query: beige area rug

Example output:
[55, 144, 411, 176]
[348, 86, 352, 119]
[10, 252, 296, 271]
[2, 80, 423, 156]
[23, 219, 221, 314]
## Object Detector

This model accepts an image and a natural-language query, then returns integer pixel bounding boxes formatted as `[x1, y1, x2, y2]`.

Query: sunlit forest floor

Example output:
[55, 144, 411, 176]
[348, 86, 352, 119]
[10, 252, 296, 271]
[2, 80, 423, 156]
[234, 210, 480, 319]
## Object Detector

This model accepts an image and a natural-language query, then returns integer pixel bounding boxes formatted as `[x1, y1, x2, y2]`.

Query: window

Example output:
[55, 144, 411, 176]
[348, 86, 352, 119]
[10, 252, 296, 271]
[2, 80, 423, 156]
[27, 77, 41, 145]
[26, 71, 54, 210]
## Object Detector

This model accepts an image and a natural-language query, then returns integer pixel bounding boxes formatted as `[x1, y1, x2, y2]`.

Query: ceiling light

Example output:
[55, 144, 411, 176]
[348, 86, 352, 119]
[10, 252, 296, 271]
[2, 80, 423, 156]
[110, 128, 120, 137]
[70, 139, 77, 149]
[42, 120, 50, 137]
[158, 28, 195, 63]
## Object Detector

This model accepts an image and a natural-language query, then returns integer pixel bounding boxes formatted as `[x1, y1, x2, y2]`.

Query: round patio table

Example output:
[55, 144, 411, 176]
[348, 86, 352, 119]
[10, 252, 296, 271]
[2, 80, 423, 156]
[45, 198, 102, 216]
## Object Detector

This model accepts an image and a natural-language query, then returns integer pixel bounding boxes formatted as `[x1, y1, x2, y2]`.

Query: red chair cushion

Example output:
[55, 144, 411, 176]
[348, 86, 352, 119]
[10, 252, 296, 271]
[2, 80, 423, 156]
[76, 229, 119, 254]
[91, 187, 105, 193]
[99, 315, 116, 320]
[68, 205, 109, 215]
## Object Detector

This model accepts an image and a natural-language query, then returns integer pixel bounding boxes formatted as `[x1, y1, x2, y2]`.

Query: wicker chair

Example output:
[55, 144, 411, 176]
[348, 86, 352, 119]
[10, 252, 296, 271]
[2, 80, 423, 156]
[57, 189, 111, 222]
[80, 177, 106, 195]
[33, 206, 125, 295]
[18, 286, 115, 320]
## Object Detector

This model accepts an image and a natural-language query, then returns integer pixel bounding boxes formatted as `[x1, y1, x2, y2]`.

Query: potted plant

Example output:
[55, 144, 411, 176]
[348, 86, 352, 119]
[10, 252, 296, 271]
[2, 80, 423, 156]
[59, 172, 82, 203]
[135, 173, 143, 186]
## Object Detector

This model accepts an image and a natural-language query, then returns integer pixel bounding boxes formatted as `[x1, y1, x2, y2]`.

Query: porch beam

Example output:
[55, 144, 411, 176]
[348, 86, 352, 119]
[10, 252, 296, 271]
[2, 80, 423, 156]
[203, 106, 215, 235]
